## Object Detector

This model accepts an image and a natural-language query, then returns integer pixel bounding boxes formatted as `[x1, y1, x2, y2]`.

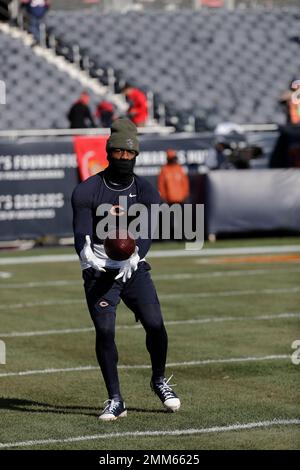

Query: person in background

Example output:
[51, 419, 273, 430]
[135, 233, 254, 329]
[280, 79, 300, 125]
[0, 0, 11, 22]
[121, 83, 148, 127]
[21, 0, 50, 43]
[96, 100, 115, 128]
[158, 149, 190, 205]
[158, 149, 190, 240]
[67, 91, 96, 129]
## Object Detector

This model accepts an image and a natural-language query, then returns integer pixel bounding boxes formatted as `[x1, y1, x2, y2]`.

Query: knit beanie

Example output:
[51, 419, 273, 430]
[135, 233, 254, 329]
[106, 118, 139, 155]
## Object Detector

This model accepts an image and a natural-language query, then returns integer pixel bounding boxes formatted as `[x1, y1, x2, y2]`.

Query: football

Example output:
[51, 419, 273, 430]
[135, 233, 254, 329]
[104, 229, 136, 261]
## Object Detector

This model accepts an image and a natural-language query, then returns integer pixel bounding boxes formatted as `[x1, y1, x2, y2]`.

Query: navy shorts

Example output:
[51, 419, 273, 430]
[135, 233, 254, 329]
[82, 261, 160, 322]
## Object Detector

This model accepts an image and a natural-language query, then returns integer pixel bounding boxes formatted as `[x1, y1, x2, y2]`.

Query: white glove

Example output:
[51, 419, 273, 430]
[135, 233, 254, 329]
[115, 247, 140, 282]
[80, 235, 106, 272]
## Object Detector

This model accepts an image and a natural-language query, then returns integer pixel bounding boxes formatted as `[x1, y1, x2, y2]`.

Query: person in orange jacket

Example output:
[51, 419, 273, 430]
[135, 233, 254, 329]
[158, 149, 190, 241]
[158, 149, 190, 204]
[122, 84, 148, 127]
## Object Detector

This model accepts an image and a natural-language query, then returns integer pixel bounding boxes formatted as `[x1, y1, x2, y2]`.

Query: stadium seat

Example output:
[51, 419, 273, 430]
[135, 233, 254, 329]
[0, 31, 111, 130]
[3, 7, 300, 130]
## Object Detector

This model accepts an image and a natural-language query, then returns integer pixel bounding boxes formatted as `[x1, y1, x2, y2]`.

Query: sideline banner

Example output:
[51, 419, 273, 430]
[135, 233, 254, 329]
[0, 131, 280, 241]
[72, 133, 219, 179]
[0, 139, 78, 241]
[1, 134, 215, 241]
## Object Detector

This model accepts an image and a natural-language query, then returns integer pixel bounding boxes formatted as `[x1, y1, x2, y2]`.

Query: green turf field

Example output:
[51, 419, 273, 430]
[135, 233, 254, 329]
[0, 239, 299, 450]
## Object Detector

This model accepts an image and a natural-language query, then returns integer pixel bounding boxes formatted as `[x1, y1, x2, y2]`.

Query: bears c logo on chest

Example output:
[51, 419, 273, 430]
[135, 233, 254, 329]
[110, 205, 125, 216]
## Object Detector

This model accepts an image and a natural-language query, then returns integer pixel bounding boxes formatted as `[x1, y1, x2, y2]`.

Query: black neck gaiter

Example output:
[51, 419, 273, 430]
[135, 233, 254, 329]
[105, 156, 136, 185]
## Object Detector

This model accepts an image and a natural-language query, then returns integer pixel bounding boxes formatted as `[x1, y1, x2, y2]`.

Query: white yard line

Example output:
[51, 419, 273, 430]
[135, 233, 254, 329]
[0, 286, 299, 311]
[0, 279, 80, 289]
[149, 246, 300, 257]
[0, 245, 300, 265]
[154, 268, 300, 280]
[0, 299, 83, 310]
[0, 254, 77, 266]
[1, 267, 300, 289]
[160, 287, 300, 300]
[0, 326, 95, 338]
[0, 355, 290, 378]
[0, 418, 298, 449]
[0, 272, 12, 279]
[1, 313, 299, 338]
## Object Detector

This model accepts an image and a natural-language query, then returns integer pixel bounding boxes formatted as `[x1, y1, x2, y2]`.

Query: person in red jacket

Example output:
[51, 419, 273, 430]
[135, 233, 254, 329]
[122, 84, 148, 127]
[95, 100, 115, 128]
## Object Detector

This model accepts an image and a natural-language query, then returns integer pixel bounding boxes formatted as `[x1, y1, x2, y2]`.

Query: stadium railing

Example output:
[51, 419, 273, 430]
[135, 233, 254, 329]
[0, 126, 176, 140]
[0, 124, 278, 140]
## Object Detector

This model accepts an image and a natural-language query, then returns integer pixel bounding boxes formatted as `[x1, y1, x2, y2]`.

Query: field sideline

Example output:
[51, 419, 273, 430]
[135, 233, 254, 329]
[0, 238, 299, 450]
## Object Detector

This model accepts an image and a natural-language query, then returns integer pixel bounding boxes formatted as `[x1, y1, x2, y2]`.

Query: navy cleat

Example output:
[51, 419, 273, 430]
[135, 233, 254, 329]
[151, 375, 181, 412]
[99, 399, 127, 421]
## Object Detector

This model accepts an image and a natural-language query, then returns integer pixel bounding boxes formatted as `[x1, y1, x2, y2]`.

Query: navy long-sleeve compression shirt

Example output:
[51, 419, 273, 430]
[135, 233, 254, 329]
[71, 171, 161, 265]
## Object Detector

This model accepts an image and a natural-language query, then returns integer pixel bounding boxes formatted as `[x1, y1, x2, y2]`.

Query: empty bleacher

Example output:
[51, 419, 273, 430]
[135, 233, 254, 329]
[46, 7, 300, 129]
[0, 29, 105, 130]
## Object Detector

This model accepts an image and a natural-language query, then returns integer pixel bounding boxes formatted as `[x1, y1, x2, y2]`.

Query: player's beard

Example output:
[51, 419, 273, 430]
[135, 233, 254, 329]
[106, 156, 136, 185]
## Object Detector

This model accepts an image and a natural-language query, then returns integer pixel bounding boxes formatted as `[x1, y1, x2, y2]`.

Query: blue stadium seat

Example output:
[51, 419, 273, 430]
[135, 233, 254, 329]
[4, 7, 300, 130]
[0, 31, 110, 130]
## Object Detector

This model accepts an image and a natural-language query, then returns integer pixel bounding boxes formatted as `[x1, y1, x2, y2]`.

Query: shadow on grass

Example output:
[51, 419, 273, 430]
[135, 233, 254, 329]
[0, 397, 166, 416]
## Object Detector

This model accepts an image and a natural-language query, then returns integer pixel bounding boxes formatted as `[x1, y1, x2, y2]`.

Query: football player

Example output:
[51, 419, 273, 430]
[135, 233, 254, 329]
[72, 118, 180, 420]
